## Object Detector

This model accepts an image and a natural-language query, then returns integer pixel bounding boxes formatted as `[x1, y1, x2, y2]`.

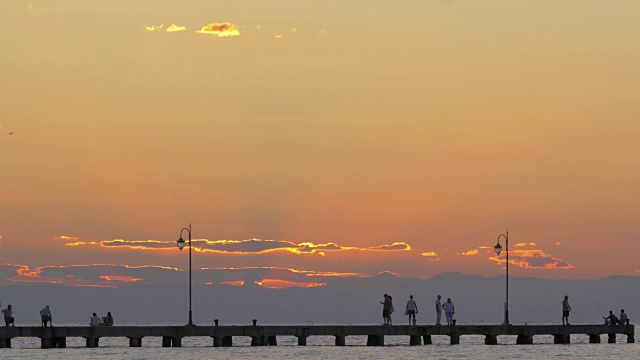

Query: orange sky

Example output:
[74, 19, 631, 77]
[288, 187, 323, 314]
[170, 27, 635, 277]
[1, 0, 639, 287]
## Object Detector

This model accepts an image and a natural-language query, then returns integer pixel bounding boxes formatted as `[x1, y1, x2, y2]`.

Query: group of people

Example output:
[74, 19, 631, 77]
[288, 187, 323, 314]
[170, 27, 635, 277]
[603, 309, 629, 325]
[1, 303, 114, 327]
[381, 294, 456, 326]
[91, 312, 114, 326]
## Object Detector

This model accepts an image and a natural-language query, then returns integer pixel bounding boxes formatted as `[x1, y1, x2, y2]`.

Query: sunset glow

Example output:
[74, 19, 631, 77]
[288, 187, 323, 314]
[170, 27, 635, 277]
[1, 0, 638, 294]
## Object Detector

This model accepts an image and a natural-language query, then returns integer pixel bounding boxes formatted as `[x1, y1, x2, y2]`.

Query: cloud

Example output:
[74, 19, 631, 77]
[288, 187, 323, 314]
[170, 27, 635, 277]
[144, 24, 164, 32]
[78, 237, 411, 255]
[166, 24, 186, 32]
[491, 249, 574, 269]
[459, 249, 479, 256]
[514, 242, 537, 247]
[196, 22, 240, 37]
[255, 279, 326, 289]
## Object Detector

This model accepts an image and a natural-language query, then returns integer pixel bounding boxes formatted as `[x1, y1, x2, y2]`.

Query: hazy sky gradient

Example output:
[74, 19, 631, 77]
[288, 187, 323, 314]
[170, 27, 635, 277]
[1, 0, 639, 286]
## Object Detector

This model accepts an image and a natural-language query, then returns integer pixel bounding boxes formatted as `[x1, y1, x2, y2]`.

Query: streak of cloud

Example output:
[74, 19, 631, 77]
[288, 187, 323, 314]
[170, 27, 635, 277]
[166, 24, 186, 32]
[196, 22, 240, 37]
[255, 279, 326, 289]
[144, 24, 164, 32]
[459, 249, 479, 256]
[491, 249, 574, 269]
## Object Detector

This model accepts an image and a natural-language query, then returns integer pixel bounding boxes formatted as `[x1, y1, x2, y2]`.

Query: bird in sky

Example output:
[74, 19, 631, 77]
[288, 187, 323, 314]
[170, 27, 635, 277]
[8, 132, 14, 135]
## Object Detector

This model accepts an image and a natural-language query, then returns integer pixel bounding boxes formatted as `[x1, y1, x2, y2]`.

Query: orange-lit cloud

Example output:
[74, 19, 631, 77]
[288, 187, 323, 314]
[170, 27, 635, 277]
[555, 242, 562, 246]
[167, 24, 186, 32]
[144, 24, 164, 32]
[491, 249, 574, 269]
[421, 251, 438, 257]
[196, 22, 240, 37]
[275, 33, 283, 39]
[255, 279, 326, 289]
[459, 249, 479, 256]
[100, 275, 143, 282]
[207, 280, 245, 286]
[93, 238, 411, 255]
[514, 242, 537, 247]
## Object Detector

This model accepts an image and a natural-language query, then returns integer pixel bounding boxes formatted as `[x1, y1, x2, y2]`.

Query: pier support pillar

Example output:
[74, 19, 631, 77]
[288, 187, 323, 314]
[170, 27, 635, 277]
[212, 336, 220, 347]
[449, 335, 460, 345]
[86, 338, 99, 348]
[55, 337, 66, 348]
[267, 336, 277, 346]
[367, 335, 384, 346]
[553, 334, 570, 344]
[128, 337, 143, 347]
[251, 336, 266, 346]
[172, 337, 182, 347]
[608, 334, 616, 343]
[627, 334, 635, 343]
[162, 336, 172, 347]
[41, 338, 55, 349]
[222, 336, 233, 347]
[0, 338, 11, 348]
[588, 334, 601, 343]
[423, 335, 432, 345]
[335, 335, 346, 346]
[296, 336, 307, 346]
[409, 335, 421, 345]
[484, 335, 497, 345]
[516, 335, 533, 344]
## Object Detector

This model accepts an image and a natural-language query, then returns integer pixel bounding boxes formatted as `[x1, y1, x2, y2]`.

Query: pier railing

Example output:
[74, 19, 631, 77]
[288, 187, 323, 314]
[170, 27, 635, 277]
[0, 324, 634, 348]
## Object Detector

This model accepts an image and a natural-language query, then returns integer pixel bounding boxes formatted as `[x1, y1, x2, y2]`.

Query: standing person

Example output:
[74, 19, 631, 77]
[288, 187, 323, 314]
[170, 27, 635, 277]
[406, 295, 418, 325]
[90, 313, 101, 326]
[619, 309, 629, 325]
[388, 295, 394, 325]
[381, 294, 391, 325]
[40, 305, 52, 327]
[435, 295, 442, 325]
[2, 304, 15, 327]
[562, 295, 571, 325]
[443, 298, 455, 325]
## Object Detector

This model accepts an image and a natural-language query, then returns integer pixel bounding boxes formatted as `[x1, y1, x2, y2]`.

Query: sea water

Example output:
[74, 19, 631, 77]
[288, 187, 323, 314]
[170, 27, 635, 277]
[1, 328, 637, 359]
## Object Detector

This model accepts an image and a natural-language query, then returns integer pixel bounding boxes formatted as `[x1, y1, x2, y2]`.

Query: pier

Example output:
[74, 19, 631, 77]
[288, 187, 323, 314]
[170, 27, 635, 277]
[0, 324, 634, 348]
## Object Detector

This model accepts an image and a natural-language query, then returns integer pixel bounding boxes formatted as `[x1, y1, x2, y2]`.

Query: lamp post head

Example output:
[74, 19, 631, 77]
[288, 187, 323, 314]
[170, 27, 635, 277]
[177, 236, 185, 251]
[494, 241, 502, 255]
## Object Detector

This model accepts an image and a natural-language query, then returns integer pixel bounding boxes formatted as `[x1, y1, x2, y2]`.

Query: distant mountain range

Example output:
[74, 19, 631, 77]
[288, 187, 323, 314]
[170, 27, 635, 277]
[2, 271, 638, 326]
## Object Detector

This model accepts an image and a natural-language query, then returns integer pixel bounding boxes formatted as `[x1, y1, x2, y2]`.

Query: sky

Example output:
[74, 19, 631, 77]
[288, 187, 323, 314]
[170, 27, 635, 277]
[1, 0, 639, 292]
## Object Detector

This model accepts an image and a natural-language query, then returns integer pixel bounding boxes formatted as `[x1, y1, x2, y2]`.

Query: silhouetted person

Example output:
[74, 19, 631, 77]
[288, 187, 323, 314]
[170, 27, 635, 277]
[443, 298, 455, 325]
[620, 309, 629, 325]
[604, 310, 619, 325]
[102, 312, 114, 326]
[381, 294, 391, 325]
[435, 295, 442, 325]
[406, 295, 418, 325]
[2, 304, 15, 327]
[90, 313, 101, 326]
[40, 305, 52, 327]
[562, 295, 571, 325]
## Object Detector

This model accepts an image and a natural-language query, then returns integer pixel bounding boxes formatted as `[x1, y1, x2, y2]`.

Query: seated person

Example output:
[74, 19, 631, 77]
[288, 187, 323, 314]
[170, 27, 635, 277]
[40, 305, 52, 327]
[90, 313, 101, 326]
[604, 311, 619, 325]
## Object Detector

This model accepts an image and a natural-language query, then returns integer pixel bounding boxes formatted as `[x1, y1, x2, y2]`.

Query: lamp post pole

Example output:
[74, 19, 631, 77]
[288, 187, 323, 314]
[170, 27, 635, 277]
[494, 230, 509, 325]
[177, 223, 194, 326]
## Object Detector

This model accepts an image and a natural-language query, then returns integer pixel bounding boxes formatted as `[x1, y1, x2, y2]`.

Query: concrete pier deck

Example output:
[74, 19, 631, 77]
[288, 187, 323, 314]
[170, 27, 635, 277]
[0, 324, 634, 348]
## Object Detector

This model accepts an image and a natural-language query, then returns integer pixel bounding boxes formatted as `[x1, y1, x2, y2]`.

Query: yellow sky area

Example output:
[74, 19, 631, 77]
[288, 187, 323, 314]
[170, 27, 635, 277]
[1, 1, 639, 280]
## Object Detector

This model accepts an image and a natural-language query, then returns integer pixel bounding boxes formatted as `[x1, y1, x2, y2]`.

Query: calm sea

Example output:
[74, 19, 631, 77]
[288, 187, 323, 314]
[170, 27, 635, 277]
[1, 327, 637, 359]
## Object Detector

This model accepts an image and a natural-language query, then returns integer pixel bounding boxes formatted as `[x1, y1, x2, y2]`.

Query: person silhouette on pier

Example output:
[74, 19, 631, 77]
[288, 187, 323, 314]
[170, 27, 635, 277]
[435, 295, 442, 325]
[406, 295, 418, 325]
[619, 309, 629, 325]
[90, 313, 101, 326]
[562, 295, 571, 325]
[443, 298, 455, 325]
[604, 311, 619, 325]
[2, 304, 15, 327]
[40, 305, 52, 327]
[381, 294, 391, 325]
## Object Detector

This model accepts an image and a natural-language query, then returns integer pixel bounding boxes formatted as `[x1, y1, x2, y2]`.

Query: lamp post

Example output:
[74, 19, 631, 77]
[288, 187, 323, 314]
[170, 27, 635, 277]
[177, 223, 194, 326]
[494, 230, 509, 325]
